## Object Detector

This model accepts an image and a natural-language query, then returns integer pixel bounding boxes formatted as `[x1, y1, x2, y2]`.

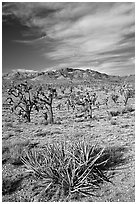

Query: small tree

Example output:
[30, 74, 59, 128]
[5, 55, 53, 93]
[6, 81, 39, 122]
[36, 86, 57, 124]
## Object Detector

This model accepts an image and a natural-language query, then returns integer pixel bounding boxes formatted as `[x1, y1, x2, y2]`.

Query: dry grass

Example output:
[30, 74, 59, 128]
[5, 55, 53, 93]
[2, 80, 135, 202]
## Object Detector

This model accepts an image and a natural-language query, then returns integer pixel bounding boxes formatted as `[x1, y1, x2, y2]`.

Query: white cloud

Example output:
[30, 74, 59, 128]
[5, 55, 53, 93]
[2, 2, 135, 75]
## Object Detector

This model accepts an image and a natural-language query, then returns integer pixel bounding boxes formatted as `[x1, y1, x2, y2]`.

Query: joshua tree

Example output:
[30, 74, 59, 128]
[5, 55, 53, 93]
[56, 103, 61, 111]
[36, 86, 57, 124]
[70, 85, 74, 93]
[123, 88, 135, 106]
[91, 92, 98, 106]
[85, 92, 93, 119]
[119, 84, 135, 106]
[105, 96, 109, 106]
[60, 86, 65, 94]
[85, 92, 98, 118]
[6, 81, 39, 122]
[65, 98, 75, 112]
[74, 92, 97, 119]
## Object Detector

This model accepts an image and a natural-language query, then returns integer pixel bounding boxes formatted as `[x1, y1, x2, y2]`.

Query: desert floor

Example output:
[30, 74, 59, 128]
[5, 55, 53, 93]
[2, 83, 135, 202]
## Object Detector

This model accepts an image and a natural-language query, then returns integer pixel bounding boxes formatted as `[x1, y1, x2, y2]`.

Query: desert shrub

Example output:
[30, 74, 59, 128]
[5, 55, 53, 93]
[5, 122, 14, 128]
[109, 110, 121, 117]
[2, 145, 10, 164]
[4, 117, 12, 123]
[56, 95, 63, 99]
[2, 145, 10, 154]
[109, 105, 134, 117]
[3, 139, 30, 165]
[55, 117, 62, 124]
[111, 94, 119, 104]
[111, 120, 117, 125]
[4, 132, 14, 139]
[121, 106, 135, 114]
[9, 144, 27, 165]
[21, 142, 113, 201]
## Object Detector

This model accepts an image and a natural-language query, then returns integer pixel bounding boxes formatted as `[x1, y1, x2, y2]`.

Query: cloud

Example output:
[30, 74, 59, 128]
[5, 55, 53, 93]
[2, 2, 135, 75]
[13, 35, 47, 44]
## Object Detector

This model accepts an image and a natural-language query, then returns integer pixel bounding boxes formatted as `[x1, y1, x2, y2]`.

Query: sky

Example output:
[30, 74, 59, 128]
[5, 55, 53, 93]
[2, 2, 135, 76]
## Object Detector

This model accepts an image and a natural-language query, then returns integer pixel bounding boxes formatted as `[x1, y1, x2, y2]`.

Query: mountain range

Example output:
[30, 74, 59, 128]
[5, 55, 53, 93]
[2, 67, 135, 84]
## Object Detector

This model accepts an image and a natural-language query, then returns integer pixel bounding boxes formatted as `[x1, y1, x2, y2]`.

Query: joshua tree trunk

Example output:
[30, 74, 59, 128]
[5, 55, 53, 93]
[24, 108, 31, 122]
[24, 105, 32, 122]
[89, 104, 92, 119]
[48, 105, 54, 124]
[26, 111, 31, 122]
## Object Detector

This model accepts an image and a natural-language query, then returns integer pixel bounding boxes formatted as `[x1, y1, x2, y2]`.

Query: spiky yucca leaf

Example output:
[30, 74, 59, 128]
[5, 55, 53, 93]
[70, 141, 98, 166]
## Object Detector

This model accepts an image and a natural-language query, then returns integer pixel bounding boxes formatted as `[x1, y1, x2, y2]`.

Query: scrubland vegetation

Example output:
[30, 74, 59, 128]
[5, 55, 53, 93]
[2, 75, 135, 202]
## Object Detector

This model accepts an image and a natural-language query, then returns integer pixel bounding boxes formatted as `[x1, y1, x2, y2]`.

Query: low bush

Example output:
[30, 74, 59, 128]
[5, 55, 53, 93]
[109, 106, 135, 118]
[3, 139, 30, 165]
[111, 94, 119, 104]
[121, 106, 135, 114]
[109, 110, 121, 117]
[111, 120, 117, 125]
[9, 144, 27, 165]
[2, 145, 10, 164]
[5, 122, 14, 128]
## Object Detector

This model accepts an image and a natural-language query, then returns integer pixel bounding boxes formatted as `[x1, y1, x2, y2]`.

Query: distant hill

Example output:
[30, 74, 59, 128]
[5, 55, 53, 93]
[2, 67, 135, 85]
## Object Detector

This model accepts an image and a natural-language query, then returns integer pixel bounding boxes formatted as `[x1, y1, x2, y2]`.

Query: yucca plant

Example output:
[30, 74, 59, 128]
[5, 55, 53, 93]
[67, 141, 112, 193]
[21, 142, 112, 201]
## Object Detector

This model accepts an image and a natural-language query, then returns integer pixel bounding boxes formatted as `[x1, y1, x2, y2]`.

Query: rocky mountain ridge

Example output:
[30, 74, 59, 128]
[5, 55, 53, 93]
[2, 67, 135, 83]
